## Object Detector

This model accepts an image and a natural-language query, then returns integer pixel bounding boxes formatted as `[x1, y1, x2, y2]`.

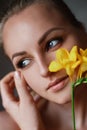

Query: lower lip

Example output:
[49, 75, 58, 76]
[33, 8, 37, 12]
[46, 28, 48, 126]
[48, 77, 69, 92]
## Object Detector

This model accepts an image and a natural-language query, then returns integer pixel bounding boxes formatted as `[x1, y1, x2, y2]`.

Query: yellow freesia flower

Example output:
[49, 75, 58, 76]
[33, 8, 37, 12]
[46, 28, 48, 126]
[49, 45, 87, 130]
[49, 46, 80, 79]
[77, 48, 87, 78]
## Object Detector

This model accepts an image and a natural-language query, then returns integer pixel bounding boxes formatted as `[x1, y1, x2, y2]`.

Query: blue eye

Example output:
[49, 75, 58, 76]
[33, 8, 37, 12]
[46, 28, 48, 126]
[17, 59, 31, 68]
[46, 37, 63, 51]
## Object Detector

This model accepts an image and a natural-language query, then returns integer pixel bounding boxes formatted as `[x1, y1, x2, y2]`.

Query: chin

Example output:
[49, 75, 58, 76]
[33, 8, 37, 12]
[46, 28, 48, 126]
[55, 98, 71, 105]
[59, 99, 71, 105]
[53, 92, 71, 105]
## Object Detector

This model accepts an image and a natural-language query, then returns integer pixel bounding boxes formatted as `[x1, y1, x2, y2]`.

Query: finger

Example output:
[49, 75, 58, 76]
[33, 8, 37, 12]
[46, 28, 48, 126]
[1, 72, 16, 94]
[30, 91, 47, 109]
[14, 71, 33, 102]
[0, 73, 17, 109]
[0, 72, 14, 96]
[1, 72, 14, 84]
[32, 92, 41, 103]
[0, 72, 16, 100]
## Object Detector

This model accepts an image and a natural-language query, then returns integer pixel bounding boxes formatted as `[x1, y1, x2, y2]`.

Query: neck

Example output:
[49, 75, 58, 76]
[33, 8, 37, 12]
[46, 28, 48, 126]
[74, 83, 87, 129]
[43, 101, 72, 129]
[44, 84, 87, 129]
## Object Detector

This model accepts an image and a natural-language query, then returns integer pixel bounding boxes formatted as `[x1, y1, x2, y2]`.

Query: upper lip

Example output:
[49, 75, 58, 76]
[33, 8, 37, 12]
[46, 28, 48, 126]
[47, 75, 68, 90]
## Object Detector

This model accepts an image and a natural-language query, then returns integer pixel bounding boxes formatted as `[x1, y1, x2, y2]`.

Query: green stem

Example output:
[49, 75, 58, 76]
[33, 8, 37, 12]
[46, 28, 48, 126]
[71, 78, 87, 130]
[72, 86, 76, 130]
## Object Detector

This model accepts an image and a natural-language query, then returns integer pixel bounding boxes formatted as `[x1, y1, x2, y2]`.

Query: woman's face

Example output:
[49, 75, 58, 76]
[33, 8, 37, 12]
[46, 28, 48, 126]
[2, 4, 85, 104]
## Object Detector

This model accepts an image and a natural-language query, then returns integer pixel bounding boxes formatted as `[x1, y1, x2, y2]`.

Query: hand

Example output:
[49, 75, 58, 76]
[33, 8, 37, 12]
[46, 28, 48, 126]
[0, 71, 45, 130]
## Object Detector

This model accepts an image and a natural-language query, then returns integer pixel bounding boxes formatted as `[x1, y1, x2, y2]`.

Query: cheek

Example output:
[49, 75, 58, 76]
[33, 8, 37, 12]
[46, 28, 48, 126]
[22, 66, 41, 91]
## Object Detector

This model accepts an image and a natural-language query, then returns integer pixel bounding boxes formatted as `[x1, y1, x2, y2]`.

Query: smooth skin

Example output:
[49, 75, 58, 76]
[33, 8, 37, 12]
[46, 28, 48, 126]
[0, 111, 20, 130]
[1, 3, 87, 130]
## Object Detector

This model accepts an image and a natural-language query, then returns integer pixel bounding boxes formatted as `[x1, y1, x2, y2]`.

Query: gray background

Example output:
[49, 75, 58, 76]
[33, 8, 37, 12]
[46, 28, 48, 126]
[0, 0, 87, 110]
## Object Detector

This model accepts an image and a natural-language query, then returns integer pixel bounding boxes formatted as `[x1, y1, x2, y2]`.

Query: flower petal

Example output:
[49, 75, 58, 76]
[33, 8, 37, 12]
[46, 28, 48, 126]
[80, 62, 87, 72]
[84, 49, 87, 56]
[69, 46, 78, 61]
[65, 64, 74, 77]
[80, 48, 84, 55]
[78, 62, 87, 78]
[83, 56, 87, 62]
[56, 48, 69, 64]
[49, 61, 63, 72]
[72, 61, 80, 69]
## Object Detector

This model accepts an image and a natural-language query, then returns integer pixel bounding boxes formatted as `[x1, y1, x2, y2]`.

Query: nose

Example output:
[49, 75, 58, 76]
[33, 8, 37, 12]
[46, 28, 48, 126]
[37, 56, 50, 77]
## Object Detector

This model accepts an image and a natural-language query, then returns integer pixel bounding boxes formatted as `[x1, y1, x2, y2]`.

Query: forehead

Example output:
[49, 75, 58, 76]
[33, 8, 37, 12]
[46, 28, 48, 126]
[3, 3, 66, 30]
[2, 4, 69, 57]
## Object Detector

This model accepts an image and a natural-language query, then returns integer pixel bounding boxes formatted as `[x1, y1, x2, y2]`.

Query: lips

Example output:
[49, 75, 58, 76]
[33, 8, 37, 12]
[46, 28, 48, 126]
[47, 75, 69, 92]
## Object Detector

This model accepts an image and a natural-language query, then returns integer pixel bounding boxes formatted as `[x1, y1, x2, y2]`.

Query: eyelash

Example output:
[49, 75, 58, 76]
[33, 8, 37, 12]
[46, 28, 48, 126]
[45, 37, 63, 51]
[16, 37, 63, 69]
[16, 58, 31, 69]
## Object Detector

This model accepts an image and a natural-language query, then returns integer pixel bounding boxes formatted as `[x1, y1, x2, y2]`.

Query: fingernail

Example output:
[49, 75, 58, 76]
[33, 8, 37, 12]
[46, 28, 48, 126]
[14, 71, 21, 79]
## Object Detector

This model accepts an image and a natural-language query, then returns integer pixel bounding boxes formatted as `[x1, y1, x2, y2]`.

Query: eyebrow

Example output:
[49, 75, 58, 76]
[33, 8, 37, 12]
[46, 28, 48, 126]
[38, 27, 64, 45]
[12, 27, 64, 60]
[12, 51, 27, 60]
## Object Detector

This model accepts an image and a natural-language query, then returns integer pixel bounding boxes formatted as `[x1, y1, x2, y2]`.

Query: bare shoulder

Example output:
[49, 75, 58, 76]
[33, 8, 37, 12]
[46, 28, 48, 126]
[0, 111, 20, 130]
